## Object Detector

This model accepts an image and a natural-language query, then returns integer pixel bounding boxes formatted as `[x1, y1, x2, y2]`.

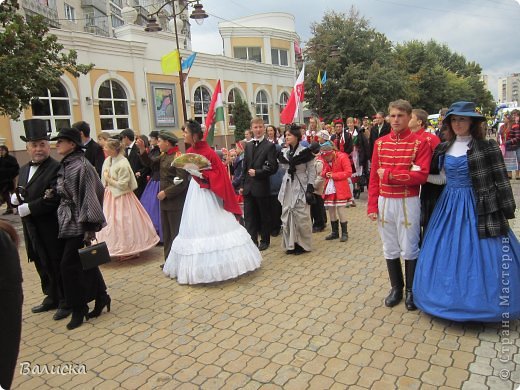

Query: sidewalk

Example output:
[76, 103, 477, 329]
[4, 184, 520, 389]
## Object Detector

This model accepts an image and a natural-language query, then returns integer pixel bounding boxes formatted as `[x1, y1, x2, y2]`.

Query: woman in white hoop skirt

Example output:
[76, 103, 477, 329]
[163, 120, 262, 284]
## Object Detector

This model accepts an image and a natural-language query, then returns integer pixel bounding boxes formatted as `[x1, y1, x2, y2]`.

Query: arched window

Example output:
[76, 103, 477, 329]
[31, 82, 72, 134]
[98, 79, 129, 131]
[255, 90, 269, 123]
[227, 88, 243, 127]
[193, 86, 211, 125]
[279, 92, 289, 113]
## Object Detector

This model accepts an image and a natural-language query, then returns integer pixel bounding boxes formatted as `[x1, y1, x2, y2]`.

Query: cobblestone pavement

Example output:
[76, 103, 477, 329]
[3, 181, 520, 390]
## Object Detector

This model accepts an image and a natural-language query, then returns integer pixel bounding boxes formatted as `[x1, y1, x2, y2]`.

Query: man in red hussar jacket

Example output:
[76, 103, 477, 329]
[367, 99, 432, 312]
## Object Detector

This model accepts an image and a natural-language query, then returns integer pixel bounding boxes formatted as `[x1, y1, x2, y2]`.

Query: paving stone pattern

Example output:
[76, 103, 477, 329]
[4, 182, 520, 389]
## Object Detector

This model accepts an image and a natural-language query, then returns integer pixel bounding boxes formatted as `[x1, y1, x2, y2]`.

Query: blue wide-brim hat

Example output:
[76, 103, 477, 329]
[443, 101, 485, 124]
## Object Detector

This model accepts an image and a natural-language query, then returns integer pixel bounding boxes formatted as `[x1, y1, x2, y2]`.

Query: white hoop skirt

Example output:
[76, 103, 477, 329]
[163, 179, 262, 284]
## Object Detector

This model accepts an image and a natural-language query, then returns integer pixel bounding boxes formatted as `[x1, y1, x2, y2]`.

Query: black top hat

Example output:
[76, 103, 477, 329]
[21, 119, 50, 142]
[50, 128, 82, 146]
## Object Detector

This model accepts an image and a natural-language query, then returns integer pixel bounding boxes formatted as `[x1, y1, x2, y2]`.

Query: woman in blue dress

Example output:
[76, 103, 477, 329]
[414, 101, 520, 322]
[139, 131, 163, 242]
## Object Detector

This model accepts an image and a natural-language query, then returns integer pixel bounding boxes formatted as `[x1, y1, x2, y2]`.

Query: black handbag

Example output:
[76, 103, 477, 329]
[295, 174, 316, 205]
[305, 191, 317, 205]
[78, 240, 111, 270]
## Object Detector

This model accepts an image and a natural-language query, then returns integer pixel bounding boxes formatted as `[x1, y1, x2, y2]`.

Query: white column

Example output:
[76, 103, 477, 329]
[78, 73, 96, 132]
[136, 66, 152, 133]
[263, 36, 271, 65]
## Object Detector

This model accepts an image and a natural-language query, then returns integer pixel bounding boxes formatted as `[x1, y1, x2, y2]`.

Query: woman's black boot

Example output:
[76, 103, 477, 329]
[66, 306, 88, 330]
[88, 294, 111, 319]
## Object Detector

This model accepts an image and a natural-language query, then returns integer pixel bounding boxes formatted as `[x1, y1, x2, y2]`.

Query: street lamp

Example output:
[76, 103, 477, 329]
[145, 0, 208, 125]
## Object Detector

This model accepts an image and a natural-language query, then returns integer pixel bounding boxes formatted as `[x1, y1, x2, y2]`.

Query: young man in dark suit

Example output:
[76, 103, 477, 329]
[73, 121, 105, 177]
[12, 119, 70, 320]
[240, 118, 278, 251]
[369, 111, 391, 160]
[120, 128, 149, 198]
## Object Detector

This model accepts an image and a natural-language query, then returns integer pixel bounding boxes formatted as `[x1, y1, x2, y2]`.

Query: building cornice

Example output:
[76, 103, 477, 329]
[51, 28, 147, 57]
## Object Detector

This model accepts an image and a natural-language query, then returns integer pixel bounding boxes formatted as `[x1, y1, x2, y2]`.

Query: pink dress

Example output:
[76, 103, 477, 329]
[96, 155, 159, 257]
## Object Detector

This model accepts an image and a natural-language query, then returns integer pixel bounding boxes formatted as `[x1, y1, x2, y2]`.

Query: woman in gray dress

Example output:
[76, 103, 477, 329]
[278, 124, 316, 255]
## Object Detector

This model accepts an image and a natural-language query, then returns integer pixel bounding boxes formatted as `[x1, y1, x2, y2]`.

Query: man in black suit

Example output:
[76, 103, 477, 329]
[369, 111, 391, 160]
[73, 121, 104, 176]
[120, 128, 149, 198]
[240, 118, 278, 251]
[12, 119, 69, 320]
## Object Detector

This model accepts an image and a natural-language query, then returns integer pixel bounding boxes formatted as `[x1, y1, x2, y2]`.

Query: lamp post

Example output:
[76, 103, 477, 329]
[145, 1, 208, 125]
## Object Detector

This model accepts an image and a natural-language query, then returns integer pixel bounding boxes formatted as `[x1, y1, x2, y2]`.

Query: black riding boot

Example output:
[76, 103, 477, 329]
[405, 259, 417, 311]
[325, 221, 339, 240]
[384, 258, 403, 307]
[340, 222, 348, 242]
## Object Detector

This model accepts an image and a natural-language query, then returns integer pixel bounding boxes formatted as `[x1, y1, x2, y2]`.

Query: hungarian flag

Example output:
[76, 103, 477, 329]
[280, 64, 305, 124]
[204, 80, 225, 146]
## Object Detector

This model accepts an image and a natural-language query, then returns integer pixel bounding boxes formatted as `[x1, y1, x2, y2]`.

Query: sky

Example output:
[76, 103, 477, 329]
[190, 0, 520, 99]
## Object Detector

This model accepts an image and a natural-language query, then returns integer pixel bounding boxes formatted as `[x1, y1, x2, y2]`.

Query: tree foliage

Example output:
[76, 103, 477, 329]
[305, 8, 494, 118]
[231, 95, 252, 141]
[0, 0, 93, 119]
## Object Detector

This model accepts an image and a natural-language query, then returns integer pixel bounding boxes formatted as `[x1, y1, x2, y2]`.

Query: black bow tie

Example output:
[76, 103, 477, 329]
[253, 140, 260, 146]
[29, 161, 42, 167]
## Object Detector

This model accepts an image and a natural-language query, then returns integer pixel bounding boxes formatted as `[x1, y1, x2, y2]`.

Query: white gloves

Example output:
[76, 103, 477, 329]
[173, 177, 184, 185]
[11, 193, 21, 206]
[185, 168, 203, 179]
[17, 203, 31, 218]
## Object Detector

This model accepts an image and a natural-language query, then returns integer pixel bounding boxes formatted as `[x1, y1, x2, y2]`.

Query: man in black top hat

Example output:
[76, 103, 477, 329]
[12, 119, 70, 320]
[73, 121, 104, 177]
[120, 128, 149, 198]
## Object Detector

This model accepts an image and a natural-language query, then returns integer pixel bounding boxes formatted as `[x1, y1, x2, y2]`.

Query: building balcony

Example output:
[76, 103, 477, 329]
[20, 0, 59, 28]
[84, 24, 110, 37]
[81, 0, 107, 13]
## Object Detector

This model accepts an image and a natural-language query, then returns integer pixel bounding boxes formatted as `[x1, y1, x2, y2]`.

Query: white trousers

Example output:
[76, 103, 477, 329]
[377, 196, 420, 260]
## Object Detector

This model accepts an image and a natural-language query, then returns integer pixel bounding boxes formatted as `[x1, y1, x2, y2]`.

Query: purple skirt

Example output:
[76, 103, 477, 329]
[140, 179, 162, 242]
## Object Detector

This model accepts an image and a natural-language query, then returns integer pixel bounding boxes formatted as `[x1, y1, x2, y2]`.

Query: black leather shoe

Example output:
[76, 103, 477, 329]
[258, 242, 269, 251]
[53, 308, 72, 321]
[31, 303, 58, 313]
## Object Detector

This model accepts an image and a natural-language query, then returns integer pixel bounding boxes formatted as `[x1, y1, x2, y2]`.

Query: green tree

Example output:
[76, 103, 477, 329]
[304, 8, 406, 119]
[231, 95, 252, 141]
[0, 0, 93, 119]
[394, 40, 494, 113]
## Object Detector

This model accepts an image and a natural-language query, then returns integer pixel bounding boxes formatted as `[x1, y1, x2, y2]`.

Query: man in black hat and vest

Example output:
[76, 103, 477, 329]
[11, 119, 70, 320]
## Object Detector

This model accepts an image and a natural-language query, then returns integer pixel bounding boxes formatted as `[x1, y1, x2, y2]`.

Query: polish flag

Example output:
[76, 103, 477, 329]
[280, 64, 305, 124]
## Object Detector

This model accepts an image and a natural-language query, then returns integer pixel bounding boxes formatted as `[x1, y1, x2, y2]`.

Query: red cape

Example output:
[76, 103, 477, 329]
[187, 141, 242, 216]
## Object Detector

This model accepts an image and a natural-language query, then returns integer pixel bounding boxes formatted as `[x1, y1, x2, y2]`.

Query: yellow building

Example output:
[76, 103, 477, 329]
[1, 11, 299, 160]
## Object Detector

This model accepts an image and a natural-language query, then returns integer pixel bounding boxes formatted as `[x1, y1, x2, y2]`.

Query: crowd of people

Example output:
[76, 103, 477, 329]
[1, 98, 519, 389]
